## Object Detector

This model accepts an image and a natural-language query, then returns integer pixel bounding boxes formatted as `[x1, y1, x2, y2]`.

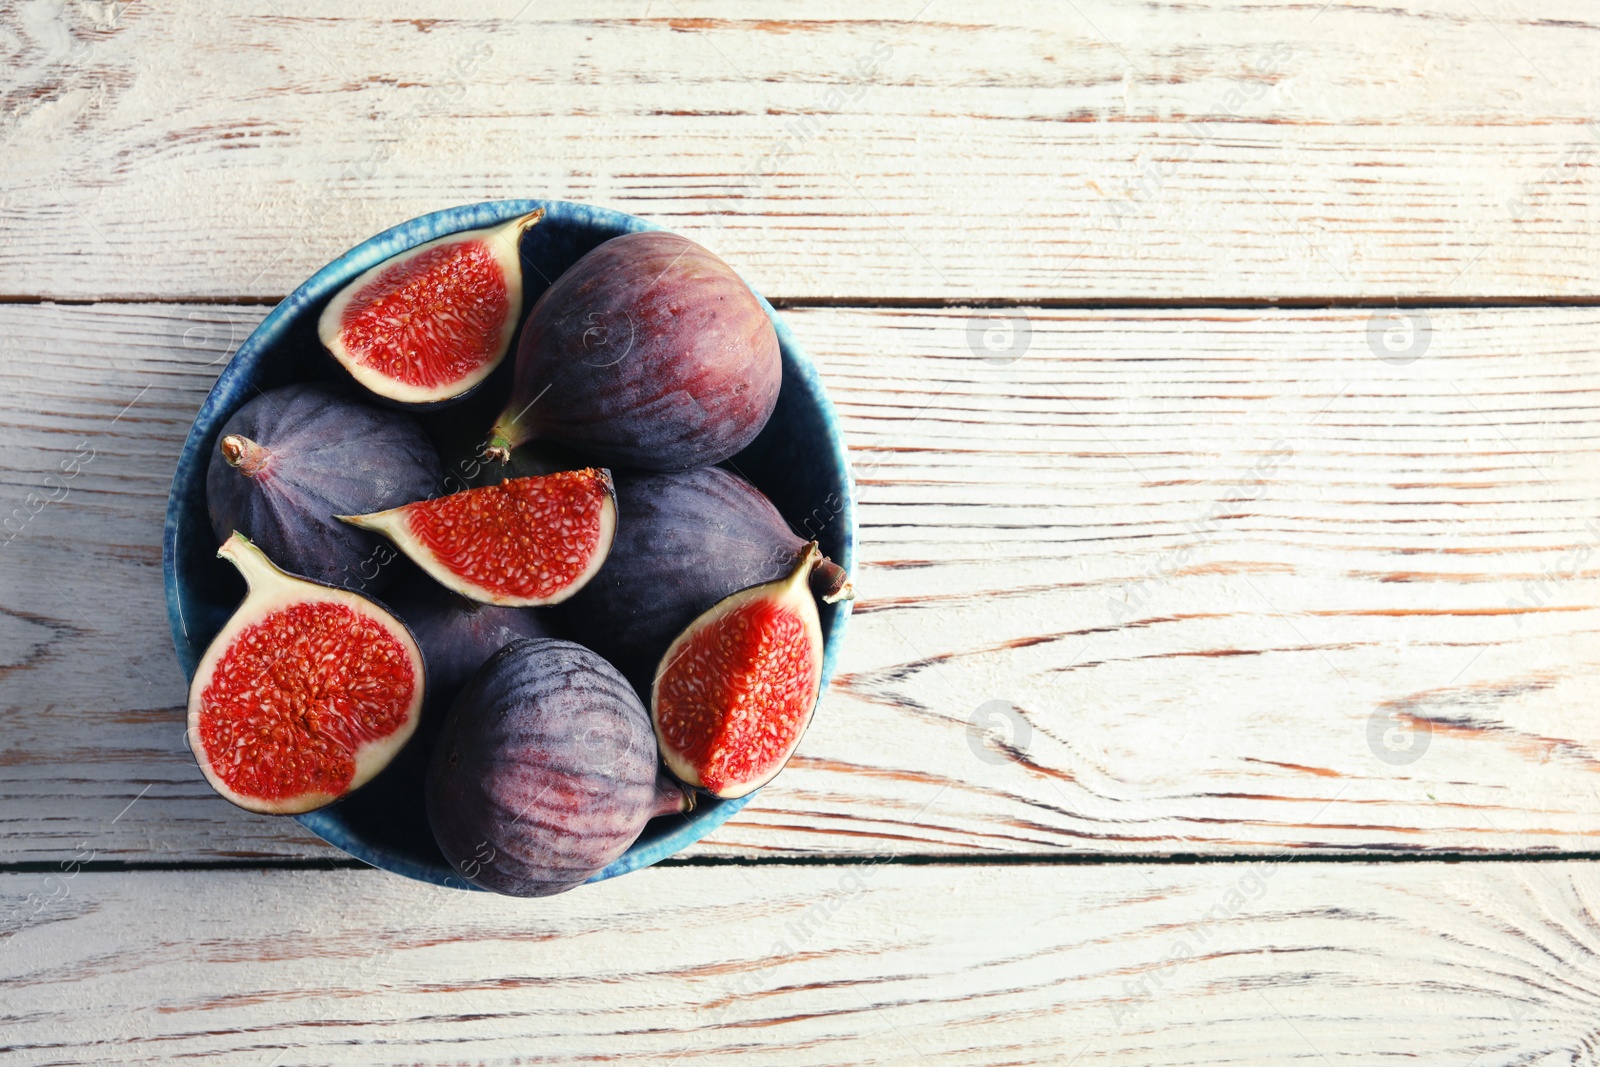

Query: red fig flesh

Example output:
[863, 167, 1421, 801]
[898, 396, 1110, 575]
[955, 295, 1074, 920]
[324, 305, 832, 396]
[186, 533, 425, 815]
[652, 545, 825, 799]
[341, 469, 616, 607]
[318, 210, 543, 405]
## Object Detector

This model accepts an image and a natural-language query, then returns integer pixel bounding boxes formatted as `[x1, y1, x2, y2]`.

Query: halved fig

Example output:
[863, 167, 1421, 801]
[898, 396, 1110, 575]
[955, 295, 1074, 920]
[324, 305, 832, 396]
[318, 210, 543, 406]
[651, 544, 826, 799]
[186, 533, 425, 815]
[340, 469, 616, 608]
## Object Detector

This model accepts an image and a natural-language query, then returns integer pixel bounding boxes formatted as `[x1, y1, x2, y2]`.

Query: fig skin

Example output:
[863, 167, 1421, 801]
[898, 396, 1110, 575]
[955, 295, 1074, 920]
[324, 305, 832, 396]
[487, 231, 781, 471]
[427, 638, 688, 897]
[387, 573, 555, 717]
[555, 467, 849, 699]
[205, 383, 444, 593]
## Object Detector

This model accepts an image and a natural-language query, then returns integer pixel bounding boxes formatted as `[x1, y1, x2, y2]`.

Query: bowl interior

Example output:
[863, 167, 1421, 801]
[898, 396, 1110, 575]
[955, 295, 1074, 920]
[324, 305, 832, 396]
[162, 200, 855, 889]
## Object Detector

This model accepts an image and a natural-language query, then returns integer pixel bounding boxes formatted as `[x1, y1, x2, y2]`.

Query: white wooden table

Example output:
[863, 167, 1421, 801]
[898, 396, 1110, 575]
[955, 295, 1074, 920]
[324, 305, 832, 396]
[4, 2, 1600, 1063]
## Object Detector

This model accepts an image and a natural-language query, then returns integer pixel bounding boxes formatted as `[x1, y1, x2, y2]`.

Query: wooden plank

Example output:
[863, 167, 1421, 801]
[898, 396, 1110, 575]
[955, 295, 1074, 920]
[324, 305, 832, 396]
[5, 302, 1600, 863]
[3, 1, 1599, 301]
[3, 862, 1600, 1063]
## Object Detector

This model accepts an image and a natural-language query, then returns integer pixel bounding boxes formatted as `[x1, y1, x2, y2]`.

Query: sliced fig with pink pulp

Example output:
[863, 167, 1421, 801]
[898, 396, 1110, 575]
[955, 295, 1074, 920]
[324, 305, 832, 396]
[652, 545, 826, 799]
[341, 469, 616, 607]
[486, 231, 781, 471]
[186, 533, 425, 815]
[318, 210, 544, 406]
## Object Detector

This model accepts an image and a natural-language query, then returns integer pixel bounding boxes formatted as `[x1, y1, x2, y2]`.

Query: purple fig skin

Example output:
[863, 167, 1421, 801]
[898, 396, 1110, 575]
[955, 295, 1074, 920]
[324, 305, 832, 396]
[426, 638, 690, 897]
[555, 467, 846, 698]
[386, 572, 553, 715]
[205, 383, 444, 593]
[487, 232, 781, 471]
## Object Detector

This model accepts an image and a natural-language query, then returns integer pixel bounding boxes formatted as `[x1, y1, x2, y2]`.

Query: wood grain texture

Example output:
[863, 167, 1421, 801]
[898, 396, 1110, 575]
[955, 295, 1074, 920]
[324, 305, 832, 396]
[2, 0, 1599, 301]
[3, 863, 1600, 1065]
[5, 302, 1600, 863]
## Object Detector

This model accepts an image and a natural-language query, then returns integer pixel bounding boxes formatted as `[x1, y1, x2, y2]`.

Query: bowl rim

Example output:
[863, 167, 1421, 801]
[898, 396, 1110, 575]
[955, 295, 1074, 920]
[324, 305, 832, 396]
[161, 199, 856, 890]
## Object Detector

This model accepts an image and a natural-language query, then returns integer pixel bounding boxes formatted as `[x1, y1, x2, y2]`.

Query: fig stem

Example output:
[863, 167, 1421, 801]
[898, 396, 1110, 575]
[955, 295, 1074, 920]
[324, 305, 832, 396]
[485, 209, 547, 259]
[220, 434, 271, 477]
[653, 774, 695, 817]
[513, 207, 545, 235]
[483, 437, 513, 465]
[488, 379, 555, 464]
[811, 557, 855, 603]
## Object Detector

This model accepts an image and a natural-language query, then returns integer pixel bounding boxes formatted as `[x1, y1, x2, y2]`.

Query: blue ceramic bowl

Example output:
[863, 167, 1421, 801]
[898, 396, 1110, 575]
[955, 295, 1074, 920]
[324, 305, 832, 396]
[162, 200, 855, 890]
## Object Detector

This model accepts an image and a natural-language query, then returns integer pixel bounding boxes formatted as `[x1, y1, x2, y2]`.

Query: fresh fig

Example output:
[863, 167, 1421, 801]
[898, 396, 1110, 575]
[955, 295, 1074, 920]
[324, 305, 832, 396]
[653, 545, 825, 798]
[427, 638, 693, 896]
[186, 533, 425, 815]
[386, 574, 553, 714]
[556, 466, 850, 698]
[205, 383, 444, 593]
[341, 470, 617, 607]
[318, 210, 544, 406]
[485, 231, 781, 471]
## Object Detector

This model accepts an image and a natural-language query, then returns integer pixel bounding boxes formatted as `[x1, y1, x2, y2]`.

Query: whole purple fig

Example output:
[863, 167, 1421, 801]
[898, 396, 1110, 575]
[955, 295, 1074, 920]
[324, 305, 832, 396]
[427, 638, 691, 897]
[486, 232, 781, 471]
[386, 573, 553, 715]
[205, 383, 443, 592]
[555, 467, 851, 698]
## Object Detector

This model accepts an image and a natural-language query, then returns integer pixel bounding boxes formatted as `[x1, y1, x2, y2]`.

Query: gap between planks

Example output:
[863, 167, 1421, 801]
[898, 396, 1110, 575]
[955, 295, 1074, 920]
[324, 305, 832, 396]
[11, 851, 1600, 875]
[6, 295, 1600, 309]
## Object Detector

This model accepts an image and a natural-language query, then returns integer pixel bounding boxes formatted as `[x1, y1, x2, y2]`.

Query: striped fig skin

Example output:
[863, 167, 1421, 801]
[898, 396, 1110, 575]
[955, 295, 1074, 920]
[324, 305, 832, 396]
[426, 638, 671, 896]
[556, 467, 830, 698]
[491, 232, 780, 471]
[206, 383, 443, 593]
